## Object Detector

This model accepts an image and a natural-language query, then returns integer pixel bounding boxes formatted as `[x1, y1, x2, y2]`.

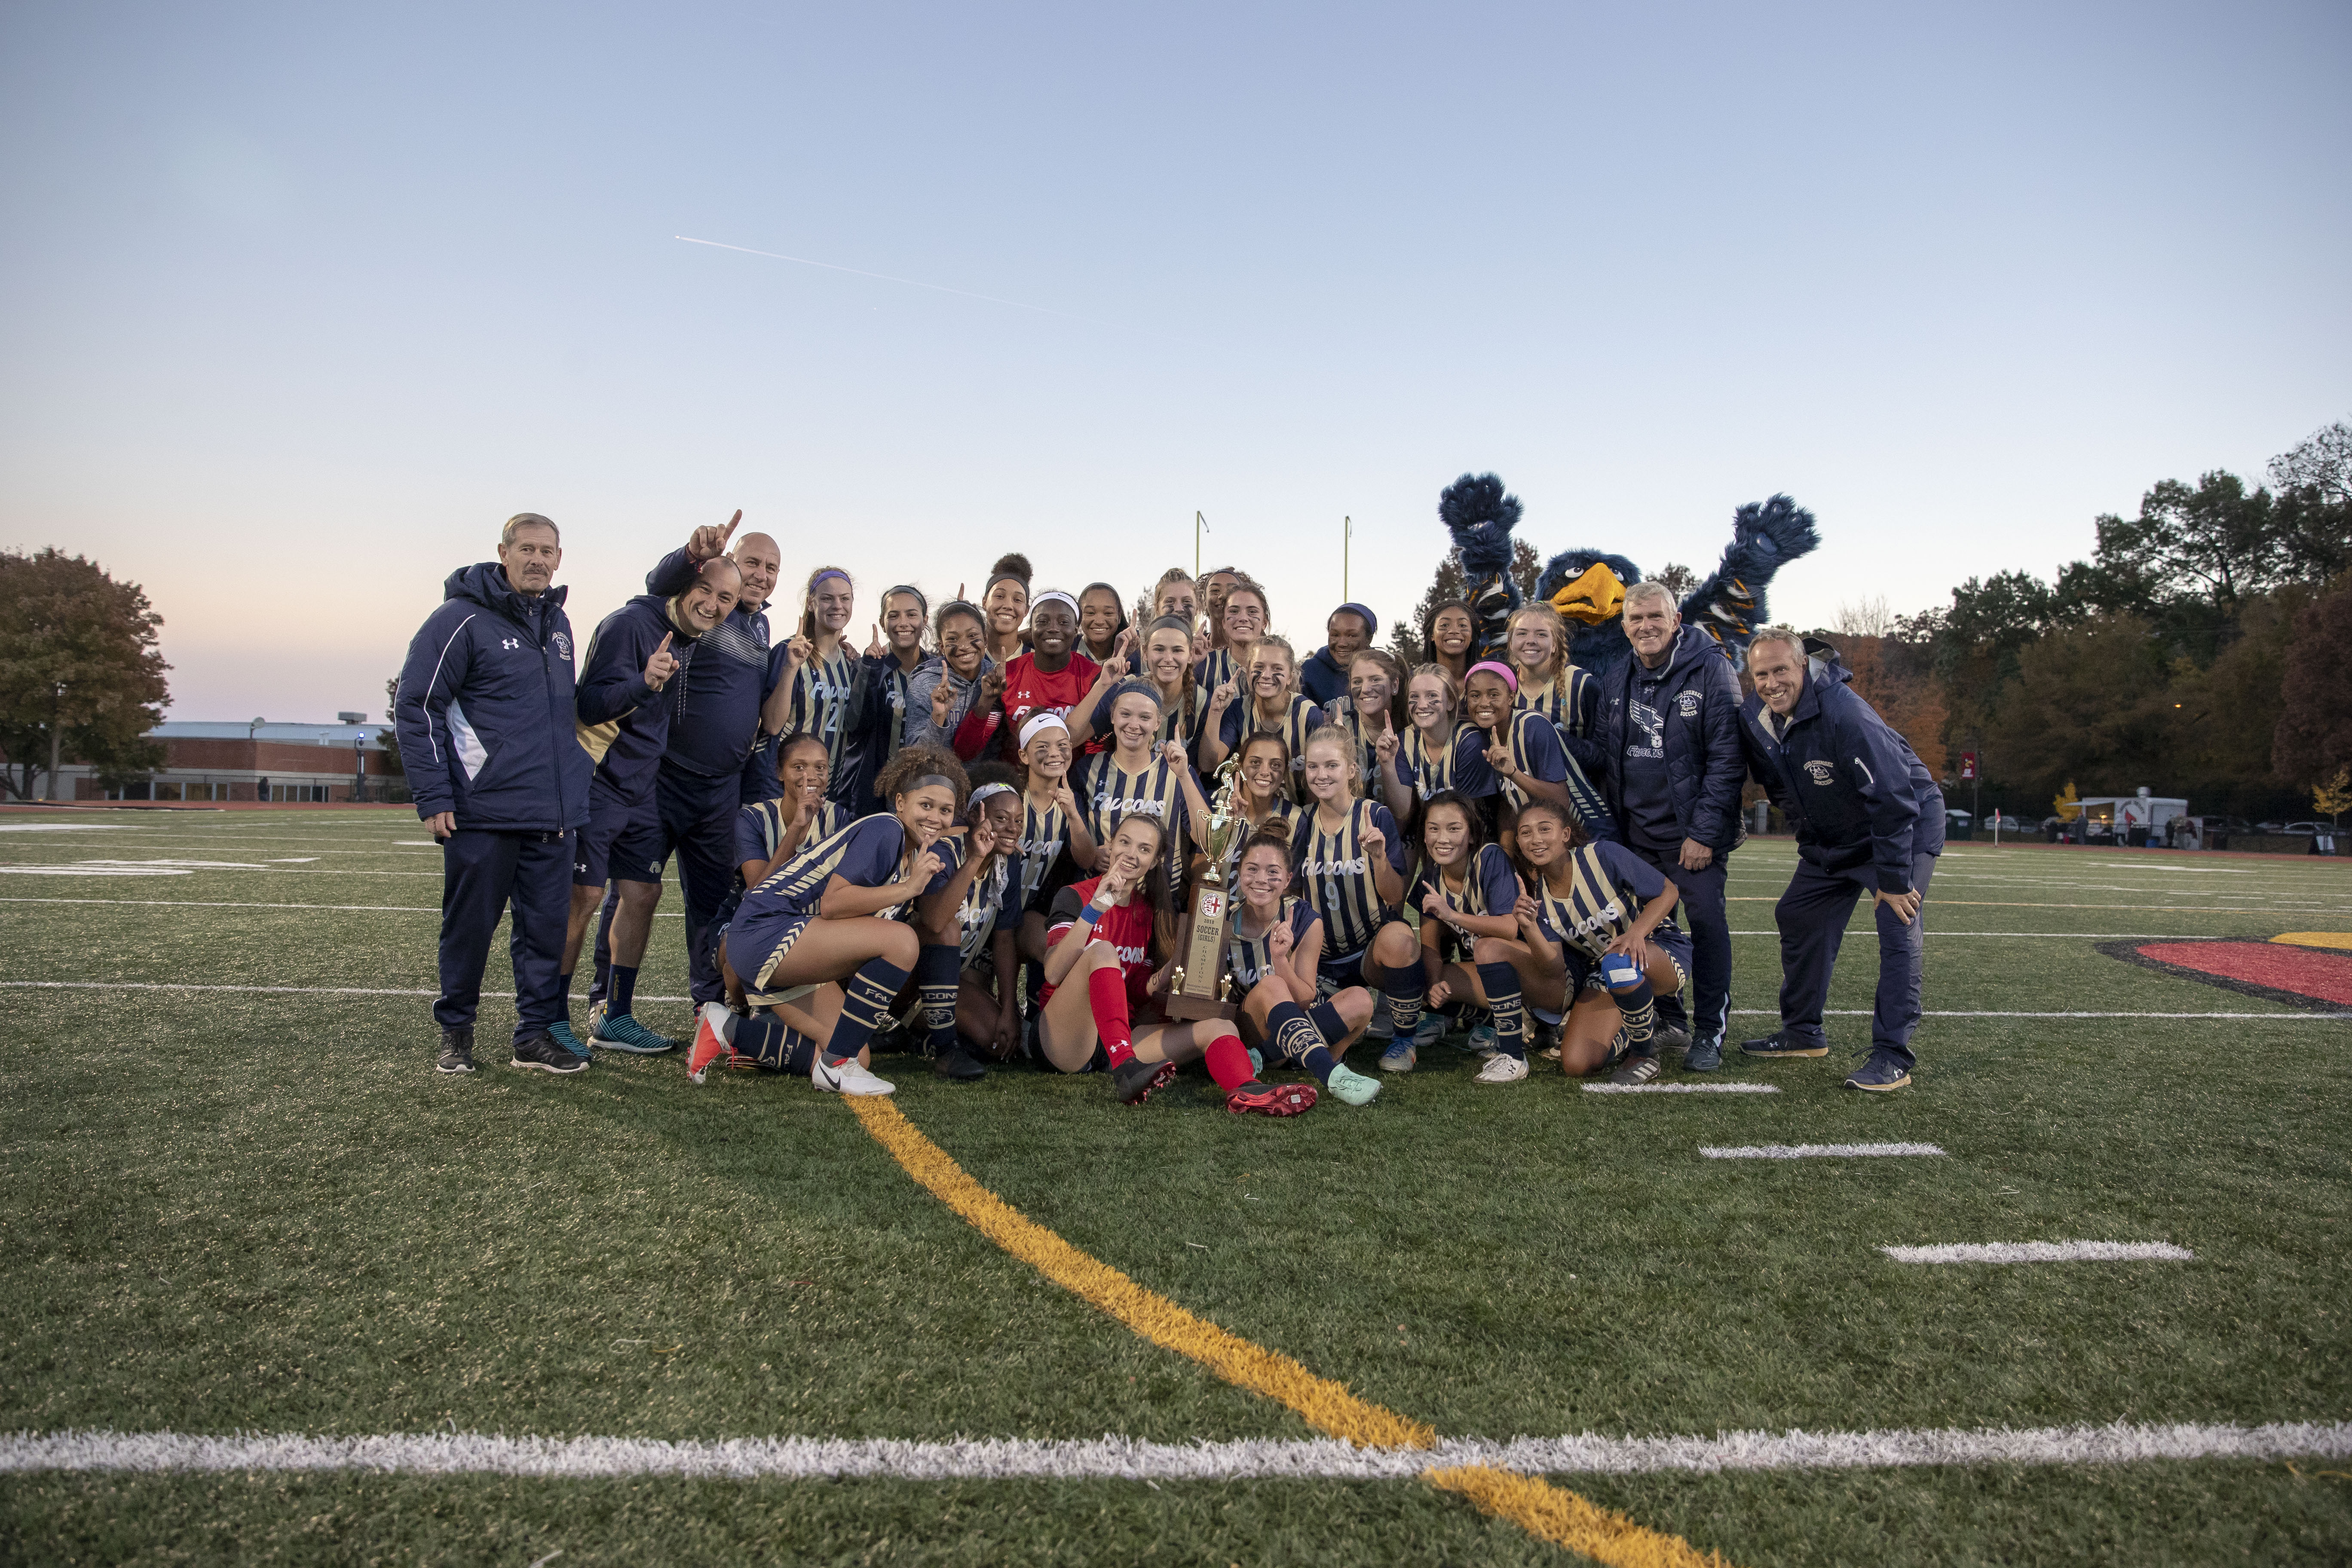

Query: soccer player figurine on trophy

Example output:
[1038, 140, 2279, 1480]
[1166, 756, 1241, 1020]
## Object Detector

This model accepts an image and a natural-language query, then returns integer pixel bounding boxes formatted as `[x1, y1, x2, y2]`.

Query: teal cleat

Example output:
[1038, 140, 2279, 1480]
[1325, 1063, 1382, 1106]
[596, 1012, 679, 1055]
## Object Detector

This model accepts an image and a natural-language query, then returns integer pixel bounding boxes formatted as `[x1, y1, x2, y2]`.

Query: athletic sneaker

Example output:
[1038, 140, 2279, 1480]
[686, 1002, 735, 1084]
[1844, 1050, 1912, 1092]
[1684, 1033, 1725, 1072]
[1246, 1047, 1265, 1078]
[811, 1052, 896, 1096]
[1465, 1022, 1500, 1058]
[1225, 1080, 1317, 1116]
[1378, 1038, 1417, 1073]
[548, 1018, 591, 1059]
[1325, 1063, 1381, 1106]
[1411, 1011, 1449, 1050]
[1366, 1011, 1395, 1042]
[596, 1013, 678, 1054]
[1741, 1031, 1828, 1059]
[933, 1045, 986, 1081]
[435, 1027, 475, 1075]
[586, 999, 609, 1040]
[1473, 1051, 1529, 1084]
[1609, 1053, 1662, 1087]
[1651, 1023, 1692, 1055]
[1111, 1056, 1178, 1105]
[510, 1033, 587, 1075]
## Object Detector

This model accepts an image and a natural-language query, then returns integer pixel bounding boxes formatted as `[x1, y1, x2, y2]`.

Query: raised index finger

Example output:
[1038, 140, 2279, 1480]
[655, 631, 673, 653]
[721, 511, 741, 544]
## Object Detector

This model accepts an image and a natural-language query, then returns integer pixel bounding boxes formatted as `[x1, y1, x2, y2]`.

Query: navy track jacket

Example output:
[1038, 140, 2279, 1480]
[645, 547, 777, 780]
[574, 594, 691, 802]
[395, 562, 591, 832]
[1588, 623, 1747, 854]
[1739, 662, 1945, 894]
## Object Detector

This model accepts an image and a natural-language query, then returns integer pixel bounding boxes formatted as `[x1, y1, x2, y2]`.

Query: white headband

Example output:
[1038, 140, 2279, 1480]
[1030, 589, 1079, 620]
[1018, 712, 1069, 749]
[968, 782, 1016, 809]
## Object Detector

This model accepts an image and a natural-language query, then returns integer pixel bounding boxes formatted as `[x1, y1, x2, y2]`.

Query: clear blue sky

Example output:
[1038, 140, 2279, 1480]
[3, 3, 2346, 720]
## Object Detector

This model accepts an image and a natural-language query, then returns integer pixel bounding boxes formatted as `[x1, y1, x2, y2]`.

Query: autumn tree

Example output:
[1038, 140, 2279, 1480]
[0, 549, 170, 800]
[2273, 571, 2352, 789]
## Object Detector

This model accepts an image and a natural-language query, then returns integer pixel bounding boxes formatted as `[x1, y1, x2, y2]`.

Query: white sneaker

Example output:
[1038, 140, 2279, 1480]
[812, 1052, 896, 1096]
[1473, 1052, 1529, 1084]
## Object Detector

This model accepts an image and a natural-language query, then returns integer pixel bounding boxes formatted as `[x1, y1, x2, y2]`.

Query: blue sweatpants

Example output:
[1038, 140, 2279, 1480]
[436, 827, 574, 1043]
[1773, 851, 1937, 1069]
[591, 761, 741, 1008]
[1625, 844, 1728, 1041]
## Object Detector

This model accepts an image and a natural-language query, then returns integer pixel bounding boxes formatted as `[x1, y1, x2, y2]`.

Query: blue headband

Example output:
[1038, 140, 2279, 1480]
[1335, 602, 1378, 636]
[811, 569, 850, 589]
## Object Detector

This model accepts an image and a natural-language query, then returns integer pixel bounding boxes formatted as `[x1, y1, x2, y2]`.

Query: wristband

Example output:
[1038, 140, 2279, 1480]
[1080, 906, 1102, 925]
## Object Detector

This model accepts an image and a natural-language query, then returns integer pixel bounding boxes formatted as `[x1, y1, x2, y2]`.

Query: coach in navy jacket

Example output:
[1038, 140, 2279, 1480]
[394, 514, 590, 1073]
[1588, 586, 1746, 1056]
[1737, 631, 1945, 1090]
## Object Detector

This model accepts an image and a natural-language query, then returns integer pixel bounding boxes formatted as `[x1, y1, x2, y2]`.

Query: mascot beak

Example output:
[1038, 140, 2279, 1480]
[1550, 562, 1626, 626]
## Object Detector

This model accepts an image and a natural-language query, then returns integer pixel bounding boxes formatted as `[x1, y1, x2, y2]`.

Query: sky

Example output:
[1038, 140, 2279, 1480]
[2, 2, 2347, 722]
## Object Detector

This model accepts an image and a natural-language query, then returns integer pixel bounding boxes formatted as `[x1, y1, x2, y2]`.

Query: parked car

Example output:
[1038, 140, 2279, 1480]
[1984, 813, 2024, 832]
[2280, 822, 2322, 836]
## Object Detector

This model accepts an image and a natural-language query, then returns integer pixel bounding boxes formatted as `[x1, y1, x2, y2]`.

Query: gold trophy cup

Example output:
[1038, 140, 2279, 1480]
[1164, 756, 1242, 1021]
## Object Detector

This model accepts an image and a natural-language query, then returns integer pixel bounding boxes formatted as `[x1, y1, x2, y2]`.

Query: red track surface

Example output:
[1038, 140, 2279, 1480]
[2135, 942, 2352, 1007]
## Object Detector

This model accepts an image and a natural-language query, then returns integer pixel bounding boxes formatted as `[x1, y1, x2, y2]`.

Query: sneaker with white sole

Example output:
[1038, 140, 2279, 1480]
[1378, 1038, 1416, 1073]
[597, 1012, 679, 1054]
[1411, 1012, 1449, 1050]
[686, 1003, 735, 1084]
[1609, 1053, 1662, 1087]
[1366, 1011, 1395, 1042]
[1473, 1051, 1529, 1084]
[811, 1052, 895, 1096]
[1465, 1022, 1500, 1058]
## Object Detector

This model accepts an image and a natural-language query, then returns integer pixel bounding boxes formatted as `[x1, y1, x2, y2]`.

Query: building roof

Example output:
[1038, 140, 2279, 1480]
[151, 722, 391, 749]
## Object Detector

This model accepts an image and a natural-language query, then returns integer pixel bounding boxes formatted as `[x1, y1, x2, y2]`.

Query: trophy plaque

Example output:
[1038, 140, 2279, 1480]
[1164, 757, 1241, 1021]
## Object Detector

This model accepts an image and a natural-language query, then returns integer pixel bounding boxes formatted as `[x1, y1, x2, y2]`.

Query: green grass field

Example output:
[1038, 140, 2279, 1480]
[3, 807, 2348, 1565]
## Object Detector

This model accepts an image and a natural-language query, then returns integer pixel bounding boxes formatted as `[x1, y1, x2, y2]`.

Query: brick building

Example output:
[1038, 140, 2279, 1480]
[50, 721, 406, 804]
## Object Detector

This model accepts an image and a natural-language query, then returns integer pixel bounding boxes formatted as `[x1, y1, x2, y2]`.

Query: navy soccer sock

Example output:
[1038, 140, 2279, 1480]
[1308, 1000, 1348, 1047]
[1263, 1000, 1334, 1083]
[915, 943, 961, 1058]
[1476, 960, 1528, 1060]
[825, 956, 911, 1066]
[610, 963, 640, 1017]
[1379, 956, 1426, 1038]
[1607, 976, 1658, 1055]
[735, 1013, 817, 1074]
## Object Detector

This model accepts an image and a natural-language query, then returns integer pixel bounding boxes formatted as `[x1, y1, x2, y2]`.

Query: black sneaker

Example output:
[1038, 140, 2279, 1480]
[1608, 1053, 1662, 1086]
[435, 1027, 475, 1075]
[1844, 1050, 1913, 1092]
[511, 1032, 588, 1075]
[1651, 1023, 1692, 1055]
[1111, 1056, 1176, 1105]
[1684, 1033, 1725, 1072]
[1740, 1030, 1829, 1059]
[934, 1045, 986, 1081]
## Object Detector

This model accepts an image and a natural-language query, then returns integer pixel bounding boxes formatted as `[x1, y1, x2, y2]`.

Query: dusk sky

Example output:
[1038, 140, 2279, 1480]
[3, 3, 2346, 721]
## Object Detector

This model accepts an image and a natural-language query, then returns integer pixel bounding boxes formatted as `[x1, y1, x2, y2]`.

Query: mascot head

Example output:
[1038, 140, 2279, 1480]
[1436, 472, 1524, 664]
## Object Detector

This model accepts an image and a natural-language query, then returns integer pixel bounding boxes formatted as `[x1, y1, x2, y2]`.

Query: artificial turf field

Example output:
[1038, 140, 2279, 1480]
[2, 806, 2348, 1566]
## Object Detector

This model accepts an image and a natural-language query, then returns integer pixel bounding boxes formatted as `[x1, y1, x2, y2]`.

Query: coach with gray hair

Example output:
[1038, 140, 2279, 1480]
[1737, 628, 1943, 1092]
[395, 512, 591, 1077]
[1587, 579, 1746, 1069]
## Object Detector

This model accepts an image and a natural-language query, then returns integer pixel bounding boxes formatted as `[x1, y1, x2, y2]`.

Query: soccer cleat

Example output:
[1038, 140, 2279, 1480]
[548, 1018, 591, 1059]
[596, 1012, 679, 1054]
[1111, 1056, 1178, 1105]
[1684, 1033, 1725, 1072]
[1366, 1011, 1395, 1041]
[1651, 1023, 1692, 1055]
[686, 1003, 735, 1084]
[811, 1052, 896, 1096]
[1225, 1080, 1317, 1116]
[933, 1045, 986, 1081]
[1741, 1031, 1829, 1059]
[1325, 1063, 1382, 1106]
[1845, 1051, 1913, 1092]
[510, 1033, 587, 1074]
[1609, 1053, 1662, 1087]
[1465, 1020, 1500, 1057]
[1378, 1038, 1417, 1073]
[1474, 1051, 1530, 1084]
[435, 1027, 476, 1075]
[1412, 1011, 1450, 1050]
[586, 999, 609, 1040]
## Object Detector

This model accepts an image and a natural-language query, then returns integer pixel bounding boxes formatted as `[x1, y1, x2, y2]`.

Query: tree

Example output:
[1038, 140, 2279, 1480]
[1384, 549, 1467, 668]
[1821, 631, 1947, 777]
[2272, 571, 2352, 787]
[2313, 766, 2351, 829]
[0, 550, 169, 800]
[2268, 418, 2352, 506]
[2266, 420, 2352, 585]
[1986, 614, 2174, 812]
[1651, 563, 1698, 599]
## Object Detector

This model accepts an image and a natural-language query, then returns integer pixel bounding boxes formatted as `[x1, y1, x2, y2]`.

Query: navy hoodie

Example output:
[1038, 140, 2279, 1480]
[1739, 662, 1945, 894]
[395, 562, 590, 832]
[575, 593, 694, 803]
[644, 547, 776, 782]
[1589, 623, 1746, 854]
[1300, 646, 1351, 707]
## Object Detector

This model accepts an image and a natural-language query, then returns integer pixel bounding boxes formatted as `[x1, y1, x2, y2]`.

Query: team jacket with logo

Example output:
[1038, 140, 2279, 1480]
[644, 548, 778, 781]
[1738, 664, 1944, 895]
[574, 593, 696, 803]
[395, 561, 590, 833]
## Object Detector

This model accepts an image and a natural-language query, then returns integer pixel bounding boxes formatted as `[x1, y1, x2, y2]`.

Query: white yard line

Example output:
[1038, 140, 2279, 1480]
[1881, 1241, 2194, 1264]
[0, 981, 699, 1002]
[1728, 1008, 2347, 1019]
[2, 1418, 2339, 1479]
[0, 899, 683, 916]
[1701, 1143, 1946, 1159]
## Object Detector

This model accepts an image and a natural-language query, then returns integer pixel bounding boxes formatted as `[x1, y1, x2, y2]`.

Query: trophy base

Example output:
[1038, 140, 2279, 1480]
[1161, 992, 1237, 1023]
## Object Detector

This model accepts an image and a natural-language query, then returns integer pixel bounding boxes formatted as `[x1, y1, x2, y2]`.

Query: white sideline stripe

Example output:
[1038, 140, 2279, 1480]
[1702, 1142, 1946, 1159]
[0, 982, 701, 1003]
[0, 898, 686, 916]
[1882, 1241, 2194, 1264]
[3, 1420, 2341, 1479]
[1583, 1082, 1779, 1095]
[1728, 1009, 2349, 1019]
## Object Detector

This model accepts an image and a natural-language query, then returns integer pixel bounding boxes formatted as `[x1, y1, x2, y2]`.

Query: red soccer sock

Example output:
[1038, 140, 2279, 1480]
[1087, 963, 1136, 1069]
[1203, 1031, 1256, 1091]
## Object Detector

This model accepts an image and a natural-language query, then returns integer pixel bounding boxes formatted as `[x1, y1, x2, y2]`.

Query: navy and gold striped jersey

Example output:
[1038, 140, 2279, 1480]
[1216, 694, 1323, 801]
[1314, 698, 1399, 787]
[1222, 798, 1297, 882]
[1406, 841, 1520, 925]
[1086, 681, 1204, 757]
[1489, 708, 1570, 813]
[1012, 792, 1076, 909]
[782, 642, 860, 775]
[1289, 799, 1406, 959]
[1075, 750, 1199, 888]
[952, 850, 1019, 964]
[1197, 646, 1238, 700]
[1528, 841, 1671, 962]
[746, 813, 953, 922]
[1396, 722, 1497, 806]
[732, 796, 848, 890]
[1516, 665, 1597, 740]
[1225, 897, 1320, 994]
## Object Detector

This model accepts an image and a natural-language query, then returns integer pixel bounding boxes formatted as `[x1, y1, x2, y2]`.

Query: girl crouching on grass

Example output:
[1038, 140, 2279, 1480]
[694, 745, 969, 1097]
[1509, 799, 1691, 1086]
[1364, 791, 1534, 1081]
[910, 762, 1026, 1081]
[1225, 824, 1380, 1106]
[1036, 812, 1316, 1116]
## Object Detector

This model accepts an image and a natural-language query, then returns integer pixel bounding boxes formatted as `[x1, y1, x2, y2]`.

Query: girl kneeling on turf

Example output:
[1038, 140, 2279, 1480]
[696, 745, 968, 1096]
[1365, 790, 1537, 1081]
[1291, 727, 1408, 1032]
[912, 763, 1025, 1080]
[1510, 799, 1690, 1086]
[1037, 812, 1314, 1116]
[1226, 824, 1380, 1106]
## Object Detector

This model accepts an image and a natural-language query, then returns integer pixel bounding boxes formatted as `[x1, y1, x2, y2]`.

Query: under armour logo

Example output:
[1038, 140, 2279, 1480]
[502, 638, 520, 651]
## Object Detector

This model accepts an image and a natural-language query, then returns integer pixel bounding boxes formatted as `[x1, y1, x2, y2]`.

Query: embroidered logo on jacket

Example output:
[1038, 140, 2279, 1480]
[1803, 760, 1837, 786]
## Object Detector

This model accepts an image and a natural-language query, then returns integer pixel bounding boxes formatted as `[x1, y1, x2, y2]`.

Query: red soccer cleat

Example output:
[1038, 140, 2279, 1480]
[686, 1003, 734, 1084]
[1225, 1081, 1317, 1117]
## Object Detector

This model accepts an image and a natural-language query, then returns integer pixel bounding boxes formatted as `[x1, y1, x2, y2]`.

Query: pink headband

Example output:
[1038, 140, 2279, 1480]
[1467, 660, 1518, 693]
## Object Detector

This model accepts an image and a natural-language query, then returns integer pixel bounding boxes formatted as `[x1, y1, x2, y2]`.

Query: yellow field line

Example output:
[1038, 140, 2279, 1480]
[847, 1096, 1727, 1567]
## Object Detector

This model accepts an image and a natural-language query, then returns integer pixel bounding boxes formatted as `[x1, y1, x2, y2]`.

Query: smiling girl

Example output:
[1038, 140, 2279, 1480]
[1461, 660, 1614, 851]
[1422, 599, 1476, 688]
[1365, 791, 1534, 1081]
[979, 555, 1032, 668]
[986, 589, 1101, 763]
[906, 601, 1000, 760]
[1076, 582, 1128, 667]
[1073, 681, 1212, 895]
[910, 762, 1025, 1081]
[1224, 825, 1381, 1105]
[1205, 634, 1323, 797]
[1198, 578, 1268, 701]
[1069, 614, 1204, 757]
[1392, 664, 1496, 827]
[1289, 727, 1408, 1001]
[780, 567, 863, 807]
[1320, 647, 1406, 788]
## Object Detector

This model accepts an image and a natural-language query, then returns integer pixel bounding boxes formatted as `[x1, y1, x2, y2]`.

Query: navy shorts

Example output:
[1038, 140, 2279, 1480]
[1316, 946, 1368, 997]
[575, 784, 664, 889]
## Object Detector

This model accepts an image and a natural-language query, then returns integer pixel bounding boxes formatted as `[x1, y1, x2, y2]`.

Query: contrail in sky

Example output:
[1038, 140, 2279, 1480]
[674, 235, 1084, 320]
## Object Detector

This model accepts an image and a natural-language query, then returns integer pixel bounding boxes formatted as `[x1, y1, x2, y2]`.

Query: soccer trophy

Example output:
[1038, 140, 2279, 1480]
[1164, 755, 1242, 1021]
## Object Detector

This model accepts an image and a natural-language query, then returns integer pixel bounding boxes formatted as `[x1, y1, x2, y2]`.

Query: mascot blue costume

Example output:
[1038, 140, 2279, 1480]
[1435, 472, 1821, 674]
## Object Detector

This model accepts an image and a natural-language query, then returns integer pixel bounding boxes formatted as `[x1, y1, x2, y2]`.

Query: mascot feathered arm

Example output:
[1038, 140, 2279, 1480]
[1680, 494, 1820, 668]
[1438, 473, 1522, 665]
